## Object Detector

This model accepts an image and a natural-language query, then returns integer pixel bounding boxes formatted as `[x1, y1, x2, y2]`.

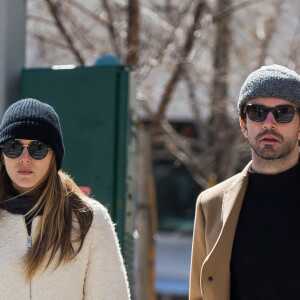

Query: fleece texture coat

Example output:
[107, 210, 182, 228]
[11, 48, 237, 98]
[0, 199, 130, 300]
[189, 162, 251, 300]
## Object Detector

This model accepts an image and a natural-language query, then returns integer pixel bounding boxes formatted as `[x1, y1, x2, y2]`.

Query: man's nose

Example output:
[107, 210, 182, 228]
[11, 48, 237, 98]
[263, 111, 277, 129]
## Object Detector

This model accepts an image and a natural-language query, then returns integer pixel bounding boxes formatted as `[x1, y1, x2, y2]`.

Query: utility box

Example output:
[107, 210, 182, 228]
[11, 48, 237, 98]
[21, 65, 136, 284]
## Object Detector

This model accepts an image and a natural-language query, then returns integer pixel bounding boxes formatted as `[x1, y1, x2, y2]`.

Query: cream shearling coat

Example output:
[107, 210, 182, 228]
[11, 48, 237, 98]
[189, 162, 251, 300]
[0, 199, 131, 300]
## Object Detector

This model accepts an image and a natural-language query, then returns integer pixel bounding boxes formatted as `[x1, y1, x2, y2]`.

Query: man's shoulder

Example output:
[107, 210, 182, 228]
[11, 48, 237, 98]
[198, 163, 251, 204]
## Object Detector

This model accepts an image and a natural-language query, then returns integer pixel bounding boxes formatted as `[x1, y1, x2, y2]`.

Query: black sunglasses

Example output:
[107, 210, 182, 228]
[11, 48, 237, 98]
[243, 104, 300, 123]
[0, 140, 51, 160]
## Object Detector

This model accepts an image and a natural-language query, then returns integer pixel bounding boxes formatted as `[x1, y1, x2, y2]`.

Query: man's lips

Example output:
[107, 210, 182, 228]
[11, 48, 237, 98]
[259, 135, 279, 143]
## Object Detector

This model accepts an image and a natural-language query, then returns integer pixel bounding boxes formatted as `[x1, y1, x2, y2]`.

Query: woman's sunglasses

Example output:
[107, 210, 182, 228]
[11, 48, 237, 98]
[243, 104, 300, 123]
[0, 140, 51, 160]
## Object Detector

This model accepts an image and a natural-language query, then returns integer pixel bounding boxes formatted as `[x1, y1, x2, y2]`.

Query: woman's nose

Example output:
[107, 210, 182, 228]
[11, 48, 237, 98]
[19, 147, 31, 163]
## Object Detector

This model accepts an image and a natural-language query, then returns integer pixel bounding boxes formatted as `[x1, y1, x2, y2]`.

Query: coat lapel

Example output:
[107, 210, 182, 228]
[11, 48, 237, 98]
[201, 162, 251, 299]
[221, 164, 250, 225]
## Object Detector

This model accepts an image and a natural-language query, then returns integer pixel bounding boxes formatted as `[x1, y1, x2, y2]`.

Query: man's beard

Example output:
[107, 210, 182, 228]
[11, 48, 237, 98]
[248, 130, 298, 160]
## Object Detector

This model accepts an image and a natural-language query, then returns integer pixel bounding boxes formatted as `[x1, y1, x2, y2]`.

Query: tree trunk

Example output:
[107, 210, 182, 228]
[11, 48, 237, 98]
[136, 125, 157, 300]
[209, 0, 232, 181]
[127, 0, 140, 66]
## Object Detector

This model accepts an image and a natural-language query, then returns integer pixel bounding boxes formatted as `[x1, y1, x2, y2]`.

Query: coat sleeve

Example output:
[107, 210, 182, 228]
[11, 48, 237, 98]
[189, 194, 206, 300]
[83, 201, 131, 300]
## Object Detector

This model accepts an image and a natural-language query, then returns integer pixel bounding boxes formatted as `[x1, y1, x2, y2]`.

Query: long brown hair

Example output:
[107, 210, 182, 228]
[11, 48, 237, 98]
[0, 154, 93, 281]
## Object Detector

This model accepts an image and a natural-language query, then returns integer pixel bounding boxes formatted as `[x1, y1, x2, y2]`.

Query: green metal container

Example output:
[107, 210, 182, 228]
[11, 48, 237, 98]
[21, 65, 136, 285]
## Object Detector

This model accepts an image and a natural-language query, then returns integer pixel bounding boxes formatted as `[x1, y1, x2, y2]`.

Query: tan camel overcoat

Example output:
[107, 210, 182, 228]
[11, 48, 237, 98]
[189, 162, 252, 300]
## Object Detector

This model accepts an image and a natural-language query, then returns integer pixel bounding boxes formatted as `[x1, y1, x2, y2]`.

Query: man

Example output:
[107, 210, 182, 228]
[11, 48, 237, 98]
[189, 64, 300, 300]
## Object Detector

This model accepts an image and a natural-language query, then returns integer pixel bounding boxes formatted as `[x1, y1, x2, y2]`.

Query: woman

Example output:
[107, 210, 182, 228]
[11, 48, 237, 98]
[0, 98, 130, 299]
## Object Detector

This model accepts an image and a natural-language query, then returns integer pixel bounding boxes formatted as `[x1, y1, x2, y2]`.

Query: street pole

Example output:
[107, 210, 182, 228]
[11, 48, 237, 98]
[0, 0, 26, 118]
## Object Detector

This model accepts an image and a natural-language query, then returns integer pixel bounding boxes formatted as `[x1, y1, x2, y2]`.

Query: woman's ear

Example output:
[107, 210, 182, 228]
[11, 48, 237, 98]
[240, 117, 248, 138]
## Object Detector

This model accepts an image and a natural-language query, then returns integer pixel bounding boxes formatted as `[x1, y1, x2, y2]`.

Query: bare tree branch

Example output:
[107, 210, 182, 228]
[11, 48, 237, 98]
[161, 120, 209, 186]
[183, 70, 207, 144]
[101, 0, 122, 58]
[27, 15, 56, 27]
[44, 0, 85, 65]
[140, 99, 209, 186]
[62, 6, 98, 52]
[66, 0, 108, 26]
[28, 31, 70, 50]
[136, 1, 192, 80]
[213, 0, 264, 22]
[155, 0, 207, 126]
[257, 18, 277, 67]
[256, 2, 282, 67]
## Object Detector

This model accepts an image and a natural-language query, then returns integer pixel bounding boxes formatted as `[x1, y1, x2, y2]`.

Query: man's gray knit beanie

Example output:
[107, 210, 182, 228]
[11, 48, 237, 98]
[238, 64, 300, 110]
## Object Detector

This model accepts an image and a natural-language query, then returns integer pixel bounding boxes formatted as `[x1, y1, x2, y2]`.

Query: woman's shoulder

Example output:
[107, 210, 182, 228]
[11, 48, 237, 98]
[84, 197, 106, 211]
[83, 197, 114, 229]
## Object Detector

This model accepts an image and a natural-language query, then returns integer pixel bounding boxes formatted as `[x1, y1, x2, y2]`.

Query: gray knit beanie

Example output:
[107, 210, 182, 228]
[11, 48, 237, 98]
[0, 98, 64, 170]
[238, 64, 300, 110]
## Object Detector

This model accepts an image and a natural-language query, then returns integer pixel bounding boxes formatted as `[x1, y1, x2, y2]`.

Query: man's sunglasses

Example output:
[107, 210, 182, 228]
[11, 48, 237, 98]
[243, 104, 300, 123]
[0, 140, 51, 160]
